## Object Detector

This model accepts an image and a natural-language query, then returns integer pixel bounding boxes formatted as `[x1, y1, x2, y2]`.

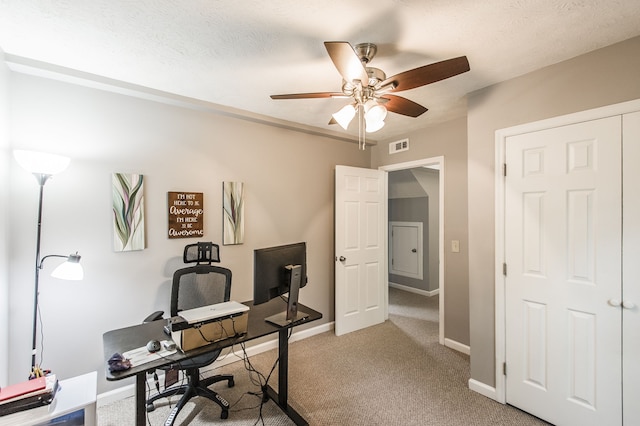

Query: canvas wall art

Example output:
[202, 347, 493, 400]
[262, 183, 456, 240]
[223, 181, 244, 245]
[112, 173, 145, 251]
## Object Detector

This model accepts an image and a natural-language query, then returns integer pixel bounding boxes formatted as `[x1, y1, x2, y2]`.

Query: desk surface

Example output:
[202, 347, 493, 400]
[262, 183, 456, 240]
[103, 299, 322, 381]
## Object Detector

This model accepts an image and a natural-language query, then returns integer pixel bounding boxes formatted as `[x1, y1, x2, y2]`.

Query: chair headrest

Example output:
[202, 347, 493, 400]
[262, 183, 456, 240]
[183, 242, 220, 264]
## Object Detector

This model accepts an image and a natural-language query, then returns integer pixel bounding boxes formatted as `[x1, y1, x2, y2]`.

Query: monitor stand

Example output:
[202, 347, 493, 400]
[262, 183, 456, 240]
[265, 264, 309, 327]
[265, 309, 310, 327]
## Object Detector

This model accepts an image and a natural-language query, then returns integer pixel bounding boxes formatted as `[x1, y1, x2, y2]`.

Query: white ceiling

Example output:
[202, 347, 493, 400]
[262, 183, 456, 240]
[1, 0, 639, 143]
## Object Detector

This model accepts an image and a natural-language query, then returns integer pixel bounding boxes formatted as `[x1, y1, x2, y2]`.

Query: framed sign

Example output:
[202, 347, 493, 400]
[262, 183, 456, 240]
[168, 191, 204, 239]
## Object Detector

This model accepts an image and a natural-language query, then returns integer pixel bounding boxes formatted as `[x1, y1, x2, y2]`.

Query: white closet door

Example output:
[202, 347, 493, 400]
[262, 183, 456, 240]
[505, 116, 622, 426]
[623, 111, 640, 426]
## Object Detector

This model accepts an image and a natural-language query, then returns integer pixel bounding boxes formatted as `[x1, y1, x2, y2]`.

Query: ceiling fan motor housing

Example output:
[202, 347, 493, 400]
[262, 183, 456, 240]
[366, 67, 386, 87]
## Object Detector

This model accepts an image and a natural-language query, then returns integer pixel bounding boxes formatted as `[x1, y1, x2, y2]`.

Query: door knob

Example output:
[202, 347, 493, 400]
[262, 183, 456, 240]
[608, 299, 621, 307]
[622, 300, 636, 310]
[338, 256, 346, 262]
[411, 248, 417, 253]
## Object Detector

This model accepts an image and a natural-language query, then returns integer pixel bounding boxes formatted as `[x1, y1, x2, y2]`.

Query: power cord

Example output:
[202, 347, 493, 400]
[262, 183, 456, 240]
[234, 327, 293, 426]
[144, 352, 188, 426]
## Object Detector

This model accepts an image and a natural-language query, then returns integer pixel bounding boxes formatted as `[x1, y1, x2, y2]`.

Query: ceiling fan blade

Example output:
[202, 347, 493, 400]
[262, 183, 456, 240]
[270, 92, 346, 100]
[381, 56, 470, 92]
[324, 41, 369, 86]
[381, 95, 428, 117]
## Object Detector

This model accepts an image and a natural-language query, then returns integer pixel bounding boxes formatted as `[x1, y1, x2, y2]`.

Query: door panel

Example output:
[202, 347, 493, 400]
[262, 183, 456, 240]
[505, 116, 622, 426]
[335, 166, 386, 336]
[623, 111, 640, 426]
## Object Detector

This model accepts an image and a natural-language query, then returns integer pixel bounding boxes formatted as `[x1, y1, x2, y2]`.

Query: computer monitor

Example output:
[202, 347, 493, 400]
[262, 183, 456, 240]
[253, 242, 309, 326]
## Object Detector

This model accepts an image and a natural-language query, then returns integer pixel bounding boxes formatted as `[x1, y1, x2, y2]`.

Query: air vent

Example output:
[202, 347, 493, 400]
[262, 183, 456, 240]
[389, 138, 409, 154]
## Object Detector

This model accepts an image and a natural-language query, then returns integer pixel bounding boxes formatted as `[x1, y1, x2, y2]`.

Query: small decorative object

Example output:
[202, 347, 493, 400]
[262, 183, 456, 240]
[168, 191, 204, 239]
[112, 173, 146, 251]
[223, 182, 244, 245]
[107, 353, 131, 372]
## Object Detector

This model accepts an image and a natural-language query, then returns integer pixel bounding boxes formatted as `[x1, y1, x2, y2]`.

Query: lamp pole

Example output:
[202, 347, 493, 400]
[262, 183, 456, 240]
[31, 173, 51, 374]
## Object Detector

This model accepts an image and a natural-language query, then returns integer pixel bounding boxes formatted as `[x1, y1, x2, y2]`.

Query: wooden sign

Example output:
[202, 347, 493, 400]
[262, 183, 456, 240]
[168, 191, 204, 239]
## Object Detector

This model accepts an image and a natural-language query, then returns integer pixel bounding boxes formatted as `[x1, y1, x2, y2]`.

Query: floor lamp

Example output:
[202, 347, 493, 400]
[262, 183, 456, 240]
[13, 150, 84, 379]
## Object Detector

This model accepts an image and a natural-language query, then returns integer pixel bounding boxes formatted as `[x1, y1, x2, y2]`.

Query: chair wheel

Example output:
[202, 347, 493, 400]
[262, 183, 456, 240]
[228, 378, 235, 388]
[220, 409, 229, 419]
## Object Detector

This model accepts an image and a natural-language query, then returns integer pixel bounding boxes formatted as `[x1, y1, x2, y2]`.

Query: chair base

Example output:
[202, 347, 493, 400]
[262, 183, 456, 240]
[146, 370, 234, 425]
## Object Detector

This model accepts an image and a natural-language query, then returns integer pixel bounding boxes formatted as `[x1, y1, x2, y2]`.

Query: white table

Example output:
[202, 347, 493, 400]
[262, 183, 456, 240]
[0, 371, 96, 426]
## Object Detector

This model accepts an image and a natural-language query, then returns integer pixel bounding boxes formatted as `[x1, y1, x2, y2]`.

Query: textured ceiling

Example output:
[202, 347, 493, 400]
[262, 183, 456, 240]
[1, 0, 639, 143]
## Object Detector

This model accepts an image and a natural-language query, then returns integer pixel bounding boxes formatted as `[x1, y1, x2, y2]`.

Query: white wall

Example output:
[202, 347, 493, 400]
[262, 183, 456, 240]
[0, 49, 10, 387]
[6, 70, 369, 393]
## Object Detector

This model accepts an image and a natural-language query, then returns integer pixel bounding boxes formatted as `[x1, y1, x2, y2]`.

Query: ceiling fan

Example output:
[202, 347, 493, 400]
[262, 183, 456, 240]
[271, 41, 470, 149]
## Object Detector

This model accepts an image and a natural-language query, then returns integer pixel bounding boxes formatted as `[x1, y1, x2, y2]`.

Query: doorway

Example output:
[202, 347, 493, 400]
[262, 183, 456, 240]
[380, 157, 445, 344]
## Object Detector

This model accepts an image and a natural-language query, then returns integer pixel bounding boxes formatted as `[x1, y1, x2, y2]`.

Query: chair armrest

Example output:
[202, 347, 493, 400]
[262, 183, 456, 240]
[143, 311, 164, 323]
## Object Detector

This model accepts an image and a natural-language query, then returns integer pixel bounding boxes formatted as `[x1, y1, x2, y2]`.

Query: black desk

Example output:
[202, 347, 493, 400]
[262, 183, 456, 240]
[103, 300, 322, 426]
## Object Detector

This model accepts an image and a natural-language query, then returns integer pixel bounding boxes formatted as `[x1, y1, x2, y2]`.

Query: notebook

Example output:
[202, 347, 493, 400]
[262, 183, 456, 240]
[0, 377, 46, 402]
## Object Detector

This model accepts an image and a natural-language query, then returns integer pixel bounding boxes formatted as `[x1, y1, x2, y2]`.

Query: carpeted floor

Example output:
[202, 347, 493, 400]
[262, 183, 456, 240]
[98, 287, 551, 425]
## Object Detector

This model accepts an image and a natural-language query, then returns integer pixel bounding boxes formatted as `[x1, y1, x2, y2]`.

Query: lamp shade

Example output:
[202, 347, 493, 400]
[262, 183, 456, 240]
[363, 100, 387, 133]
[51, 254, 84, 280]
[14, 150, 71, 176]
[332, 104, 356, 130]
[364, 100, 387, 122]
[365, 117, 385, 133]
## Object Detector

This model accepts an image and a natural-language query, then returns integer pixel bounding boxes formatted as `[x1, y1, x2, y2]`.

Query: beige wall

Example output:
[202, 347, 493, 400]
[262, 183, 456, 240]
[467, 36, 640, 387]
[6, 71, 369, 393]
[372, 117, 469, 345]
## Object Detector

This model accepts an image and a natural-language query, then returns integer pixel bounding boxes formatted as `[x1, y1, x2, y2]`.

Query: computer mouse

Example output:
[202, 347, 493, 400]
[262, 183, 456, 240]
[146, 339, 161, 353]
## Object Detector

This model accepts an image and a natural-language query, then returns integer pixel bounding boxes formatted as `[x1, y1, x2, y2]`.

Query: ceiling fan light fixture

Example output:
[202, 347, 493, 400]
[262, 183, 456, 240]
[332, 104, 356, 130]
[364, 99, 387, 122]
[365, 117, 385, 133]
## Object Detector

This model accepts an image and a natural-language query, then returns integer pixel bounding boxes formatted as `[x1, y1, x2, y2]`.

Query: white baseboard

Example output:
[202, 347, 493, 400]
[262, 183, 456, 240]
[444, 338, 470, 355]
[389, 282, 439, 297]
[97, 321, 334, 407]
[468, 379, 498, 401]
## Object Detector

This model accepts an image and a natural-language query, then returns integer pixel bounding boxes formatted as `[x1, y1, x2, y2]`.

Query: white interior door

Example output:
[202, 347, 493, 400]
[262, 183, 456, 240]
[623, 111, 640, 426]
[389, 221, 423, 280]
[335, 165, 386, 336]
[504, 117, 622, 426]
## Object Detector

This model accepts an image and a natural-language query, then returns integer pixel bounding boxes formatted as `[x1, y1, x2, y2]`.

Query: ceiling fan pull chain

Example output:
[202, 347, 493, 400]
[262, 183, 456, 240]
[358, 104, 365, 150]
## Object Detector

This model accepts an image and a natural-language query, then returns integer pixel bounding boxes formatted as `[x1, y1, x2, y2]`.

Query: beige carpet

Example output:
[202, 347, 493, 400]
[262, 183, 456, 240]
[98, 287, 550, 425]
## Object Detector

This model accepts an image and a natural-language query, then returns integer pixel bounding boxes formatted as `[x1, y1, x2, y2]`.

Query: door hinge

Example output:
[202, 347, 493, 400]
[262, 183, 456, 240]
[503, 263, 507, 276]
[503, 163, 507, 177]
[503, 362, 507, 376]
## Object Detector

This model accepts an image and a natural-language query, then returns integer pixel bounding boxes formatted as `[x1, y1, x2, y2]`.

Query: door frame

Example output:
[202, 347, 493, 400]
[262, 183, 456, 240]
[494, 98, 640, 404]
[380, 156, 445, 344]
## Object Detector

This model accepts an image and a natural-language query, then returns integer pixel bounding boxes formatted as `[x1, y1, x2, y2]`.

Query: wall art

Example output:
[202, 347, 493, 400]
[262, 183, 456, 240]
[168, 191, 204, 239]
[112, 173, 145, 251]
[223, 181, 244, 245]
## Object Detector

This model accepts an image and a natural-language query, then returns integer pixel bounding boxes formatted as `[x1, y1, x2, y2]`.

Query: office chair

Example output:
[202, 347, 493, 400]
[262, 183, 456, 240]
[144, 242, 235, 423]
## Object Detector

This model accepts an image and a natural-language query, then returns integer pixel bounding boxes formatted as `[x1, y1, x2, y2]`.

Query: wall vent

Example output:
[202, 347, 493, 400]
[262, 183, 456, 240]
[389, 138, 409, 154]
